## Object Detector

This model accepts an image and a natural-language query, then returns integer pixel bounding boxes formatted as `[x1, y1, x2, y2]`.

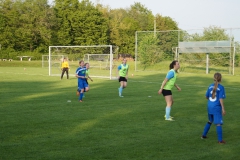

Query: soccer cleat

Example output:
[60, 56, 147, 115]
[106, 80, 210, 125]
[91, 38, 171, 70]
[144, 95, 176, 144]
[201, 136, 207, 139]
[218, 140, 226, 144]
[119, 96, 124, 98]
[165, 118, 175, 121]
[79, 100, 83, 102]
[76, 91, 80, 96]
[164, 115, 174, 119]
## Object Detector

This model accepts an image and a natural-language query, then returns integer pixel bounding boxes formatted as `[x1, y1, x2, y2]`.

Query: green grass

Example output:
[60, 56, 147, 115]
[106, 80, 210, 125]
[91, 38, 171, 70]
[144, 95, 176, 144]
[1, 62, 240, 160]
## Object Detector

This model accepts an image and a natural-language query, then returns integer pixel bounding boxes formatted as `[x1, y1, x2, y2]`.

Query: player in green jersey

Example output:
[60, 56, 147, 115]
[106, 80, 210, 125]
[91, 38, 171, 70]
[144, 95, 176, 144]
[158, 60, 181, 121]
[117, 58, 129, 97]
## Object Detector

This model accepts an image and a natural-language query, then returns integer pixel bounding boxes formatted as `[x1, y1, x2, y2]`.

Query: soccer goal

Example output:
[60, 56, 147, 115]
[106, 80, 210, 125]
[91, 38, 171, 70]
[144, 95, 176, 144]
[42, 55, 65, 68]
[48, 45, 118, 79]
[175, 41, 235, 75]
[83, 54, 113, 69]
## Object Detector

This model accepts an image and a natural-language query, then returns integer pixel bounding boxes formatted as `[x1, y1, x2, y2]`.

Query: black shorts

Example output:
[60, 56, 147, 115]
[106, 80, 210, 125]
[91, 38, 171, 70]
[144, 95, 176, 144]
[119, 76, 127, 82]
[162, 89, 172, 96]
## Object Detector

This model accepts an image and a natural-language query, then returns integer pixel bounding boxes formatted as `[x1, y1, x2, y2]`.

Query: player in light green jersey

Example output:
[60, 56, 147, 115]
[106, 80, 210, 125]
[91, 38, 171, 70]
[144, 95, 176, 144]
[158, 60, 181, 121]
[117, 58, 129, 97]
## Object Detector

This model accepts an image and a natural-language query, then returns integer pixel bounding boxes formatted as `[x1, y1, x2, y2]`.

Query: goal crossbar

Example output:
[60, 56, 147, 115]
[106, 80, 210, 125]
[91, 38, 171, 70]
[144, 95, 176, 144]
[177, 41, 232, 53]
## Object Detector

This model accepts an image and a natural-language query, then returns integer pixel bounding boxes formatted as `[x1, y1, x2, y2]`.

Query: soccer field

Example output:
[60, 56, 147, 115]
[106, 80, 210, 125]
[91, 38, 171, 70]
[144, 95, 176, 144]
[0, 65, 240, 160]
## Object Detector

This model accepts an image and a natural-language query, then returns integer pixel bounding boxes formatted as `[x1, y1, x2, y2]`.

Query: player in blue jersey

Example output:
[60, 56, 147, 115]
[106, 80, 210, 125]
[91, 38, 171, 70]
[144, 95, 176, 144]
[201, 72, 226, 144]
[75, 60, 89, 102]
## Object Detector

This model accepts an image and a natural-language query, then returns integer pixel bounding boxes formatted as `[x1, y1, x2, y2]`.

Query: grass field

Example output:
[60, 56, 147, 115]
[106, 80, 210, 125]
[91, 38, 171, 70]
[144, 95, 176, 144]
[1, 61, 240, 160]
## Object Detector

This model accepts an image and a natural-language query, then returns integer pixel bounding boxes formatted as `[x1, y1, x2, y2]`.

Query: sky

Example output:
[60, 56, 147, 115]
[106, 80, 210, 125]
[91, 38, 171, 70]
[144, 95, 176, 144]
[91, 0, 240, 30]
[48, 0, 240, 40]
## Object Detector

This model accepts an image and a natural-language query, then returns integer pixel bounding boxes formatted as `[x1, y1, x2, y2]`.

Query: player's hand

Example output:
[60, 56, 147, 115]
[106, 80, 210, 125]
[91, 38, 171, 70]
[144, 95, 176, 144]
[158, 89, 162, 95]
[222, 109, 226, 116]
[177, 86, 181, 91]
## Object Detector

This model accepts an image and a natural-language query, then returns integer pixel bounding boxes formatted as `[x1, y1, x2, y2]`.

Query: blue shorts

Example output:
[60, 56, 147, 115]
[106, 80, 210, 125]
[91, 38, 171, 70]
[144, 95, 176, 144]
[208, 113, 223, 125]
[78, 80, 88, 90]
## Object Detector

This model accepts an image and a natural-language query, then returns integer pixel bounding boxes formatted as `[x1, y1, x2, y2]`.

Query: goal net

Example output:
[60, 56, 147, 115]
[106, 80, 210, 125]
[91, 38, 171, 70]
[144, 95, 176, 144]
[42, 55, 65, 68]
[135, 28, 240, 75]
[83, 54, 112, 69]
[48, 45, 118, 79]
[176, 41, 235, 75]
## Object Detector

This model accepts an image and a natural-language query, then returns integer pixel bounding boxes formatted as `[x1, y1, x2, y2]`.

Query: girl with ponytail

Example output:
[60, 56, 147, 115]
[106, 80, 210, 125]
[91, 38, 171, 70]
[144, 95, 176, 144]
[158, 60, 181, 121]
[201, 72, 226, 144]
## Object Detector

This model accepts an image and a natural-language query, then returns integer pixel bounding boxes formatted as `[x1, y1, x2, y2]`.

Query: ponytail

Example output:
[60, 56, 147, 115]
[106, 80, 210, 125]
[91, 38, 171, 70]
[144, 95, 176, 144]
[212, 73, 222, 99]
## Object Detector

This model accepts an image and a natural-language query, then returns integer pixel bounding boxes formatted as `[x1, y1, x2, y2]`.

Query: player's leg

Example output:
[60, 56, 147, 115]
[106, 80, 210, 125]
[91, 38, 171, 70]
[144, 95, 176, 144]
[201, 114, 213, 139]
[162, 89, 173, 120]
[82, 80, 89, 98]
[84, 79, 89, 91]
[77, 81, 81, 96]
[83, 79, 87, 97]
[61, 68, 65, 79]
[78, 81, 85, 102]
[119, 81, 124, 97]
[84, 80, 89, 92]
[123, 78, 127, 88]
[164, 95, 173, 120]
[76, 88, 80, 96]
[120, 77, 127, 97]
[66, 68, 69, 79]
[118, 77, 123, 97]
[214, 114, 225, 144]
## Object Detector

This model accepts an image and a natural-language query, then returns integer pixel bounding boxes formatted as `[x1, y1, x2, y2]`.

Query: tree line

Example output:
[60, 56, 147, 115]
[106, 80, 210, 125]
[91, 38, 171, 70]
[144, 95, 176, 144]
[0, 0, 238, 65]
[0, 0, 178, 59]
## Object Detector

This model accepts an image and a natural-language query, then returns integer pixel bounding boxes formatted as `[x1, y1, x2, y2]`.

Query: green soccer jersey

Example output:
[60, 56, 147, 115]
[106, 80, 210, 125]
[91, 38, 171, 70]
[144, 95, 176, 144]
[163, 69, 177, 90]
[85, 69, 89, 77]
[119, 64, 129, 77]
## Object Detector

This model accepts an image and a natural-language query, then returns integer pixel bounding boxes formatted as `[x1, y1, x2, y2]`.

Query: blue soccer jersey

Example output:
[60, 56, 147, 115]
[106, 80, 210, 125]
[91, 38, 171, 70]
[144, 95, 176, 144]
[76, 67, 88, 89]
[205, 83, 226, 114]
[76, 67, 86, 77]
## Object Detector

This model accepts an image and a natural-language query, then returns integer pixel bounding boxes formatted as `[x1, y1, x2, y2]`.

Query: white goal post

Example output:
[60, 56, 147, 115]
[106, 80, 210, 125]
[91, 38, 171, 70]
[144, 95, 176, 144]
[48, 45, 117, 79]
[134, 28, 240, 74]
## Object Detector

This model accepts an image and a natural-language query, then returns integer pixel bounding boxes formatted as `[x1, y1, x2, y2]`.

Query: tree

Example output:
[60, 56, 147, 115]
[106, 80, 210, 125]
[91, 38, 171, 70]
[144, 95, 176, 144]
[107, 2, 155, 56]
[155, 15, 179, 56]
[0, 0, 55, 57]
[16, 0, 54, 52]
[108, 8, 138, 55]
[186, 26, 229, 41]
[54, 0, 109, 46]
[0, 0, 19, 58]
[138, 34, 164, 69]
